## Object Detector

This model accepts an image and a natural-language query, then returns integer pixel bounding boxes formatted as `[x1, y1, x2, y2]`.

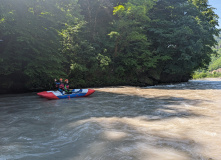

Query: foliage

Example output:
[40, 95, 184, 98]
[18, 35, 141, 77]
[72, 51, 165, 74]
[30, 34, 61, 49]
[207, 36, 221, 71]
[192, 70, 221, 79]
[147, 0, 219, 82]
[0, 0, 80, 91]
[0, 0, 220, 92]
[109, 0, 158, 82]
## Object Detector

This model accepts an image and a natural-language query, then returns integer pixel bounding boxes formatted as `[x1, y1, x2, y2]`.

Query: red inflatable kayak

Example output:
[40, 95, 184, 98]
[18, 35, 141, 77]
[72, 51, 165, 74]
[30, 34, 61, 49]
[37, 89, 95, 100]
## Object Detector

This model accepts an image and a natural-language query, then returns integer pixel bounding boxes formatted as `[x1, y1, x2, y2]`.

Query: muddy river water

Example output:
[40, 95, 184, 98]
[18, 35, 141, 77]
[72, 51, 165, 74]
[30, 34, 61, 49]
[0, 78, 221, 160]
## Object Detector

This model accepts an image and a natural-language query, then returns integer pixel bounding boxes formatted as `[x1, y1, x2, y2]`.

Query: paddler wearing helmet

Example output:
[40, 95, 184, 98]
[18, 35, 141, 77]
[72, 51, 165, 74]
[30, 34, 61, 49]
[64, 79, 72, 94]
[54, 78, 64, 93]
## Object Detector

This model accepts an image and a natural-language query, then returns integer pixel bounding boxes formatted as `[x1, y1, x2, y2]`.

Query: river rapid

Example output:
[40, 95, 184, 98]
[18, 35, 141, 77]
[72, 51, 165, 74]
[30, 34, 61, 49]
[1, 78, 221, 160]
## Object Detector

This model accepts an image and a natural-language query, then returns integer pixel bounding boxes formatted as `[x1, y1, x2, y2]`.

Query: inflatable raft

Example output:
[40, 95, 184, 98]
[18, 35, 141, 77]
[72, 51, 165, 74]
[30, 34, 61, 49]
[37, 89, 95, 100]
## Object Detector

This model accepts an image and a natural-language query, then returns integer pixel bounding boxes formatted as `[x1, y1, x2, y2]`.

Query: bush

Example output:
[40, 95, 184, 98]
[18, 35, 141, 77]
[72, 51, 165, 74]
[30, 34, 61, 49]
[192, 71, 221, 79]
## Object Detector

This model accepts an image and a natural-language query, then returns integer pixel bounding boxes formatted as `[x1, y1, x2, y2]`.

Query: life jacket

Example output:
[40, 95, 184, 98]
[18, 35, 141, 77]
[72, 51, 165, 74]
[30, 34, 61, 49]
[59, 83, 64, 90]
[64, 83, 69, 90]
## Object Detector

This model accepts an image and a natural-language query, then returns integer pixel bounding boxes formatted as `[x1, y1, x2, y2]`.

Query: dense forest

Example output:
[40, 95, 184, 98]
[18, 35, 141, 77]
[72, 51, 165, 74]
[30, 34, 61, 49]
[0, 0, 220, 93]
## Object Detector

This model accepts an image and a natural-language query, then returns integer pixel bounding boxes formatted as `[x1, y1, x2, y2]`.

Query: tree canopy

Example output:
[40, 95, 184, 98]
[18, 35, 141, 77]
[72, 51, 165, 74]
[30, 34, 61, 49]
[0, 0, 219, 93]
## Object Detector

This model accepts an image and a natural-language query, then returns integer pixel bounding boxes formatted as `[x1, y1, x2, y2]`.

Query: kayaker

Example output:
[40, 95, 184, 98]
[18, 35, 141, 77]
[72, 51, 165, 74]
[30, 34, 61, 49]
[54, 78, 60, 90]
[64, 79, 72, 94]
[55, 78, 64, 93]
[59, 78, 64, 91]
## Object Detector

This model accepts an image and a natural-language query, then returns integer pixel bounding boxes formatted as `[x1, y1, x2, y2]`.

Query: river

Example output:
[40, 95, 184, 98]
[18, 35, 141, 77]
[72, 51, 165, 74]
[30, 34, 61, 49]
[0, 78, 221, 160]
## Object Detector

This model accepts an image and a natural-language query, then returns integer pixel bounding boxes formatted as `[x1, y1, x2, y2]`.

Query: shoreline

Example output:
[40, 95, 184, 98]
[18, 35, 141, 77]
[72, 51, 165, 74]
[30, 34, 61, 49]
[1, 78, 221, 95]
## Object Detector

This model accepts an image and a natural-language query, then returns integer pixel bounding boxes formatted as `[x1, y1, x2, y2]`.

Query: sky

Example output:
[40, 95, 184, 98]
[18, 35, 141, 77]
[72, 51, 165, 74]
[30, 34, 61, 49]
[208, 0, 221, 28]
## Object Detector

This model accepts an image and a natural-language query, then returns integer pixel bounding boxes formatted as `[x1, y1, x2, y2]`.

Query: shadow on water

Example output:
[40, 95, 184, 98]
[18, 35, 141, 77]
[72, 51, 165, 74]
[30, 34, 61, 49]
[0, 86, 217, 160]
[56, 90, 213, 160]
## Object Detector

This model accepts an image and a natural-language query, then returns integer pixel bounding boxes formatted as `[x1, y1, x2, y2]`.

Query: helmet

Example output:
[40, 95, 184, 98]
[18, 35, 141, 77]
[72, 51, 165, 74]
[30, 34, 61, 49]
[65, 79, 68, 82]
[59, 78, 63, 81]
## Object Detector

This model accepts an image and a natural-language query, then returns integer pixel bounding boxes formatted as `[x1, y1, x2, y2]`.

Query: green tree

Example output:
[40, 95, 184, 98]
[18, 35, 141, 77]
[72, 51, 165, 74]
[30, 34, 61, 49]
[0, 0, 80, 91]
[148, 0, 220, 82]
[61, 0, 127, 87]
[108, 0, 159, 85]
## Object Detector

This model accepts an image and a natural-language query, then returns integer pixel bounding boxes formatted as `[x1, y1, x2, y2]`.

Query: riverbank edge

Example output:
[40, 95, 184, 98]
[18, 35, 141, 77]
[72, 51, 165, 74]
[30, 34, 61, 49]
[2, 78, 221, 95]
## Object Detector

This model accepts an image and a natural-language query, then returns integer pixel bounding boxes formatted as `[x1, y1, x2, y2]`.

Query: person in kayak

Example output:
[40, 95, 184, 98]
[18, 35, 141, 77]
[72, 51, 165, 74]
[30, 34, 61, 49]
[54, 78, 60, 89]
[64, 79, 72, 94]
[54, 78, 64, 93]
